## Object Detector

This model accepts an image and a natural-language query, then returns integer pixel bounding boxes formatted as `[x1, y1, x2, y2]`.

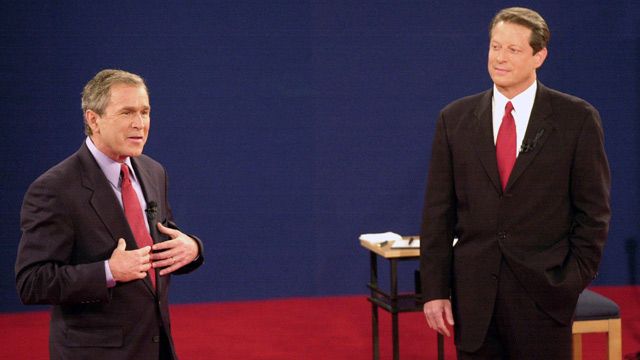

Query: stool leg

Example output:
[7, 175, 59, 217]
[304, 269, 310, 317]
[572, 333, 582, 360]
[608, 319, 622, 360]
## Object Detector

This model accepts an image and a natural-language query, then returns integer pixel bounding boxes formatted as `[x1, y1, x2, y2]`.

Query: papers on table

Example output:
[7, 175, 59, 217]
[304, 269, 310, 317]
[359, 232, 402, 245]
[359, 232, 420, 249]
[391, 236, 420, 249]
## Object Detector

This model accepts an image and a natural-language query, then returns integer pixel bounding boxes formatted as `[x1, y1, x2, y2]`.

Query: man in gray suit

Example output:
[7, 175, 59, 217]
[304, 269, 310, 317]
[420, 8, 611, 359]
[16, 69, 204, 359]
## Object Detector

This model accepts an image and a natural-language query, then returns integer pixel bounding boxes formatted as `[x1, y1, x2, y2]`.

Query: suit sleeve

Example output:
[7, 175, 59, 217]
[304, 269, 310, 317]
[569, 106, 611, 288]
[420, 112, 456, 302]
[15, 177, 110, 305]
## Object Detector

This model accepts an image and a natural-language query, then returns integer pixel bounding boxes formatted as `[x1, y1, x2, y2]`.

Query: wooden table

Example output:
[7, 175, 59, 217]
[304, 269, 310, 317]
[360, 238, 444, 360]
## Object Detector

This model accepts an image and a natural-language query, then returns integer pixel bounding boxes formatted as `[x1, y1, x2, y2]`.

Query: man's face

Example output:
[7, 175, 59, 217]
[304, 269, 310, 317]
[487, 21, 547, 98]
[87, 83, 150, 162]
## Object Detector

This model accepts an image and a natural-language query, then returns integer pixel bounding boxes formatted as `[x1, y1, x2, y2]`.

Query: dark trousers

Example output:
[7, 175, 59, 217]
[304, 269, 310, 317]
[159, 327, 175, 360]
[457, 260, 572, 360]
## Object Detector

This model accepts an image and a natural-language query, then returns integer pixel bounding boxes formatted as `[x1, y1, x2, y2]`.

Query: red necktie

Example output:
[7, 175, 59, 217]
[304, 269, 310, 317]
[121, 163, 156, 288]
[496, 101, 516, 190]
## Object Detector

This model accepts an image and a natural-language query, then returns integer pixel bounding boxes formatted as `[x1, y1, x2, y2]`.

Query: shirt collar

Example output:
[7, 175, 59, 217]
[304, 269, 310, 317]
[85, 137, 136, 188]
[493, 81, 537, 115]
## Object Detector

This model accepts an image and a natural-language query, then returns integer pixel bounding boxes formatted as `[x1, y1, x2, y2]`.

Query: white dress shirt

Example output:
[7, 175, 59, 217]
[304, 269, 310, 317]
[492, 81, 537, 158]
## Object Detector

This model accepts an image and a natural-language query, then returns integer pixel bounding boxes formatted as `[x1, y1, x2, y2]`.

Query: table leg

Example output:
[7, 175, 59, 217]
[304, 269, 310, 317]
[392, 312, 399, 360]
[370, 252, 379, 360]
[372, 303, 379, 360]
[390, 259, 399, 360]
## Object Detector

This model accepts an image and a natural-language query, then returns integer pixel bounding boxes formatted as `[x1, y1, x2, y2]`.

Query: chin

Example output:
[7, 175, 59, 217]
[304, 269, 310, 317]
[492, 78, 514, 89]
[127, 148, 145, 158]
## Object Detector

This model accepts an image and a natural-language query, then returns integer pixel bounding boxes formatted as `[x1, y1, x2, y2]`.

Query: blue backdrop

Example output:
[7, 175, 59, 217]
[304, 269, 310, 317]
[1, 1, 639, 312]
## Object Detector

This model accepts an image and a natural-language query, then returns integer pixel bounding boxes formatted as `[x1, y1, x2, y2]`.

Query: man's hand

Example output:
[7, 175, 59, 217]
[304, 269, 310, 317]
[108, 238, 152, 282]
[423, 299, 455, 337]
[150, 223, 199, 276]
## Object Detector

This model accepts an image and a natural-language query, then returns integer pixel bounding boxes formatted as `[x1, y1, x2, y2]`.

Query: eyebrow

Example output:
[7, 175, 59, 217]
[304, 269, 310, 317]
[119, 105, 150, 112]
[490, 40, 523, 48]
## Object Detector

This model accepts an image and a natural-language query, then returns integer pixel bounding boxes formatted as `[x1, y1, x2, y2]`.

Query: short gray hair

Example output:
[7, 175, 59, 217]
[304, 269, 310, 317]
[81, 69, 147, 135]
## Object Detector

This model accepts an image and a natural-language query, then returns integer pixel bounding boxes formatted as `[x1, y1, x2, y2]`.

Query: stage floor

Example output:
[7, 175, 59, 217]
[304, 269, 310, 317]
[1, 286, 638, 359]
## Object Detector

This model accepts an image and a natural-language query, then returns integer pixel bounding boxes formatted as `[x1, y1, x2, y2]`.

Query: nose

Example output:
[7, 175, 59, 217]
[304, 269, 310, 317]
[131, 113, 144, 129]
[496, 48, 508, 62]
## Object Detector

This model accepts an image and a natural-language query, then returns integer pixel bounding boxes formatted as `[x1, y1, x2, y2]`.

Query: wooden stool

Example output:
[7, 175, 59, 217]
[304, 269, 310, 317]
[572, 289, 621, 360]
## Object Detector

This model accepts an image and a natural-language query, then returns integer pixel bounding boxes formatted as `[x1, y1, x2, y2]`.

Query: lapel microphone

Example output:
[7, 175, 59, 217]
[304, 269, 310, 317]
[520, 129, 545, 154]
[145, 201, 158, 221]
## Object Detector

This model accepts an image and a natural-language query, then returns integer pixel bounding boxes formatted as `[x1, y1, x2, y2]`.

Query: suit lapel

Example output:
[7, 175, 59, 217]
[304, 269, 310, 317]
[472, 89, 503, 194]
[505, 83, 556, 190]
[78, 144, 134, 248]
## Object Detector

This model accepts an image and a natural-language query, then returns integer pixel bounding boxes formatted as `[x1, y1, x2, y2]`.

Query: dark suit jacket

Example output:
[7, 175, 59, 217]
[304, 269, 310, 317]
[419, 83, 610, 351]
[16, 143, 204, 360]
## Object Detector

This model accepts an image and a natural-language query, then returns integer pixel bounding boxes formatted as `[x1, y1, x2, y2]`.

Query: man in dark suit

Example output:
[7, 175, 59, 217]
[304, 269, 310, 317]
[15, 69, 204, 360]
[420, 7, 610, 359]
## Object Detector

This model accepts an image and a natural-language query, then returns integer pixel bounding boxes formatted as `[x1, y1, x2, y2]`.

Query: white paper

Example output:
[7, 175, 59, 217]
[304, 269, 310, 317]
[391, 237, 420, 249]
[359, 232, 403, 244]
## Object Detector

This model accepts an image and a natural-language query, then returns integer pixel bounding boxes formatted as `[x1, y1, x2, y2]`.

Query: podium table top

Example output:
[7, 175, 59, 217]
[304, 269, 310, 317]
[359, 237, 419, 259]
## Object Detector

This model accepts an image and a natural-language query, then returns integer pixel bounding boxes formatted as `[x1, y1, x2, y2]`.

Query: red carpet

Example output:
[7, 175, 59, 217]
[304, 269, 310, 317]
[1, 286, 638, 359]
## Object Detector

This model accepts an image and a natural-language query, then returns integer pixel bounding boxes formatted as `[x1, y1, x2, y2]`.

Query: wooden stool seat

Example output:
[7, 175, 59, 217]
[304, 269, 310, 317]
[572, 289, 621, 360]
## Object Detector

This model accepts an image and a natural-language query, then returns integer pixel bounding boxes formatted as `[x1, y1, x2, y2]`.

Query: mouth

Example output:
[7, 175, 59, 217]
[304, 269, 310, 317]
[493, 67, 510, 75]
[127, 136, 145, 144]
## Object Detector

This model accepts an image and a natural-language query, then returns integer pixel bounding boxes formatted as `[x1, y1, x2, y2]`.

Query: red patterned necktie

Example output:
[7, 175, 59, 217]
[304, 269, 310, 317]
[496, 101, 516, 190]
[121, 163, 156, 289]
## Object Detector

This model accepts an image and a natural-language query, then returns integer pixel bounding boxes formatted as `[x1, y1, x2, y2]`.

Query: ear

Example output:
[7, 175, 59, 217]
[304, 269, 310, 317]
[85, 110, 100, 134]
[534, 47, 548, 69]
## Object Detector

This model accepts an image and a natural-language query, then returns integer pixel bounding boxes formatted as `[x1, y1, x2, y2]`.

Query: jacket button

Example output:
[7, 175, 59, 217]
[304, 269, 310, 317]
[152, 335, 160, 343]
